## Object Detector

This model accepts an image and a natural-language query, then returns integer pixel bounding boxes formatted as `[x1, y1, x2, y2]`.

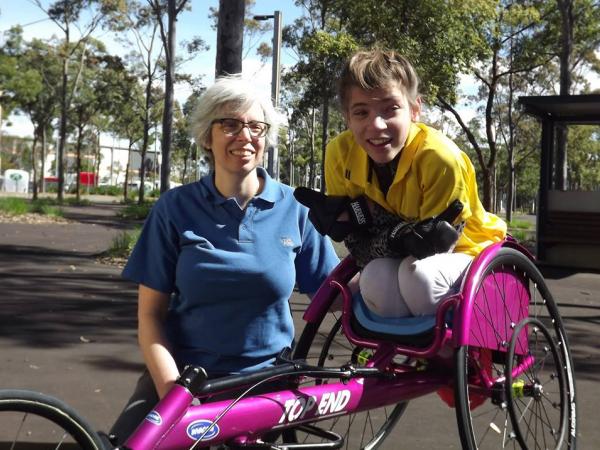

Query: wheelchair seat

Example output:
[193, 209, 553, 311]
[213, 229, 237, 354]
[351, 292, 437, 347]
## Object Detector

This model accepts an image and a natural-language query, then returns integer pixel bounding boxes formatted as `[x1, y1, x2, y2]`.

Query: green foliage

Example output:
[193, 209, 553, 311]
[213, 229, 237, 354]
[510, 229, 528, 242]
[507, 219, 531, 230]
[118, 201, 154, 220]
[0, 197, 64, 217]
[0, 197, 30, 215]
[567, 125, 600, 190]
[63, 197, 92, 206]
[89, 185, 123, 196]
[106, 226, 141, 258]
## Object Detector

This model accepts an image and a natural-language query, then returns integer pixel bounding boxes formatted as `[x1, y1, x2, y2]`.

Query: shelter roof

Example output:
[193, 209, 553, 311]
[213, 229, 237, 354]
[519, 94, 600, 124]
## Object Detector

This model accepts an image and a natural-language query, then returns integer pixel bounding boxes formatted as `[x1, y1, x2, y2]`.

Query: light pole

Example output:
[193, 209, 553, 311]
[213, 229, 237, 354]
[253, 11, 282, 180]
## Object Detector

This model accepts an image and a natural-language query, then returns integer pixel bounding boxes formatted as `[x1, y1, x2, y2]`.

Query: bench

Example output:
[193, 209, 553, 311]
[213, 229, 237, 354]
[541, 210, 600, 245]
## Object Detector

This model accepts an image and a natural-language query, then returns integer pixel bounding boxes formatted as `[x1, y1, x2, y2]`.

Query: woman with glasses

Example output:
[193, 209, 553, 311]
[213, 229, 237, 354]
[108, 75, 339, 444]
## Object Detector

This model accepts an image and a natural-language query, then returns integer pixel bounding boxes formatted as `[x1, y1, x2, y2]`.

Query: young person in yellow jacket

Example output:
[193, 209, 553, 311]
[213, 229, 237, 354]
[295, 48, 506, 318]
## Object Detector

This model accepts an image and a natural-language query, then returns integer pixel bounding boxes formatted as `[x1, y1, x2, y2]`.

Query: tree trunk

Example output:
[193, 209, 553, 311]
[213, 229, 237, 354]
[57, 45, 69, 202]
[309, 108, 316, 188]
[555, 0, 573, 191]
[138, 69, 153, 205]
[215, 0, 245, 76]
[320, 97, 330, 193]
[75, 124, 84, 203]
[41, 127, 47, 193]
[124, 141, 132, 203]
[437, 95, 490, 209]
[160, 0, 177, 194]
[31, 134, 39, 201]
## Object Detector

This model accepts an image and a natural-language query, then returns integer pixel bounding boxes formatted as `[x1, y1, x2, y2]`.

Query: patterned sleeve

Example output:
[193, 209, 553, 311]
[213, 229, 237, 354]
[343, 203, 405, 268]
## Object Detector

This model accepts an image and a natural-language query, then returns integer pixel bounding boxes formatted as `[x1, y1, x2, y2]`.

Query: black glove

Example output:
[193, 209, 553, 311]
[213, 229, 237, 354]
[387, 200, 464, 259]
[294, 187, 372, 242]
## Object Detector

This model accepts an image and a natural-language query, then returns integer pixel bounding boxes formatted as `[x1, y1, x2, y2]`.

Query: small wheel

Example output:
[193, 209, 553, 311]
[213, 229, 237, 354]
[0, 389, 103, 450]
[290, 313, 408, 450]
[506, 317, 571, 450]
[454, 247, 577, 449]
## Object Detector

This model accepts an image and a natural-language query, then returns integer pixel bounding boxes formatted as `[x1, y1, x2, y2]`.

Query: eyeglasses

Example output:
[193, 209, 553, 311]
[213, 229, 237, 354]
[212, 118, 270, 138]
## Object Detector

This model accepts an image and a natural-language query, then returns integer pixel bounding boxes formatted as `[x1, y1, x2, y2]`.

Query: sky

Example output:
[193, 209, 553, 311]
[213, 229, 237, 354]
[1, 1, 599, 141]
[0, 0, 304, 139]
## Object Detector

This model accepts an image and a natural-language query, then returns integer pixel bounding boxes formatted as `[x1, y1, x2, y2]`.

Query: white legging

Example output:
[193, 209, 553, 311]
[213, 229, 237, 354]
[359, 253, 473, 317]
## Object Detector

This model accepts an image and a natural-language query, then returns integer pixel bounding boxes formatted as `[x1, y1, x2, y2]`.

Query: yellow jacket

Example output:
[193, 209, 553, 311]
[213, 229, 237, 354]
[325, 123, 506, 256]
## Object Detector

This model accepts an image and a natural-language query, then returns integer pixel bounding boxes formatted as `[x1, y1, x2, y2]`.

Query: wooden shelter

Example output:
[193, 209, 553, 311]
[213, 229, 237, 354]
[519, 94, 600, 270]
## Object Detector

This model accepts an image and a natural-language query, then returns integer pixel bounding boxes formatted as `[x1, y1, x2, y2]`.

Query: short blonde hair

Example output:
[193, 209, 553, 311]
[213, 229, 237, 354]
[190, 75, 282, 159]
[338, 49, 420, 111]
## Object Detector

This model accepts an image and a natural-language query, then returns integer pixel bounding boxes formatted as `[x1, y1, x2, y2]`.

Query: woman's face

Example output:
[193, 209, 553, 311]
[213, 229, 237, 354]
[208, 101, 267, 177]
[345, 82, 421, 164]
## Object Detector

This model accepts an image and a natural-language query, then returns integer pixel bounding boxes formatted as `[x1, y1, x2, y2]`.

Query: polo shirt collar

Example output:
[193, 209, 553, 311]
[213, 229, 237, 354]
[200, 166, 283, 206]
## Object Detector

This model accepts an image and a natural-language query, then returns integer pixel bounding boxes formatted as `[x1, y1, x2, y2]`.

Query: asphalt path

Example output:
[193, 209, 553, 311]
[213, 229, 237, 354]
[0, 200, 598, 448]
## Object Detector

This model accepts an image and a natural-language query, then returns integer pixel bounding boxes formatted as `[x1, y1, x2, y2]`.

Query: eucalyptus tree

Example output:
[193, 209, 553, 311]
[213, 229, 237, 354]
[215, 0, 245, 76]
[108, 72, 146, 202]
[111, 0, 165, 204]
[148, 0, 196, 193]
[209, 0, 274, 62]
[284, 1, 358, 191]
[551, 0, 600, 189]
[68, 41, 130, 201]
[0, 27, 62, 198]
[32, 0, 123, 200]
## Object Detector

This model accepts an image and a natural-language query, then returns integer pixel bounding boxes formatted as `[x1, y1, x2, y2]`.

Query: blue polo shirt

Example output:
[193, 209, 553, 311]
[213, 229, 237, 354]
[122, 168, 339, 375]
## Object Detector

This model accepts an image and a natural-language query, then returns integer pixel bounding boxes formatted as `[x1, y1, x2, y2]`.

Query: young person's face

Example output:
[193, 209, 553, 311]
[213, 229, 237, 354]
[346, 82, 421, 164]
[208, 101, 267, 177]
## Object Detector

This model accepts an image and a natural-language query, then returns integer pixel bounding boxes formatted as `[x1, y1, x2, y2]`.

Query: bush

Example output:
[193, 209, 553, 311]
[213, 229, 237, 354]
[0, 197, 30, 215]
[510, 229, 528, 242]
[30, 199, 64, 217]
[89, 185, 123, 196]
[0, 197, 64, 217]
[119, 202, 154, 220]
[63, 197, 92, 206]
[107, 227, 142, 258]
[507, 219, 531, 230]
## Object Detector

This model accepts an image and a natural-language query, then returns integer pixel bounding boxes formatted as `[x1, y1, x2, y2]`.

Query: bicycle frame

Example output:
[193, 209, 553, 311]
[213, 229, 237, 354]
[124, 363, 450, 450]
[124, 240, 537, 450]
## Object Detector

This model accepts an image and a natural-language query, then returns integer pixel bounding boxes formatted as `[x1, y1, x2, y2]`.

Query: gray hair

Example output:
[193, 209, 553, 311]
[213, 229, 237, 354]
[190, 75, 281, 157]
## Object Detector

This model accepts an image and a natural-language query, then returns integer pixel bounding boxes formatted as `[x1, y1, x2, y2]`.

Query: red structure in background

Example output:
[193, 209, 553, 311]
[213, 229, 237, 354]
[79, 172, 96, 186]
[44, 172, 96, 187]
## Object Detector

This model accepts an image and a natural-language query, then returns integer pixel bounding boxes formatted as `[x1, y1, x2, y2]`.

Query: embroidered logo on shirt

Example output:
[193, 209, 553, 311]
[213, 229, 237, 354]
[281, 237, 294, 247]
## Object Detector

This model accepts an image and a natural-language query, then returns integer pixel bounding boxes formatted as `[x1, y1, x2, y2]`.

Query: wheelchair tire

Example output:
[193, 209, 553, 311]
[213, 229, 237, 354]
[0, 389, 104, 450]
[291, 314, 408, 450]
[454, 247, 577, 450]
[506, 317, 574, 450]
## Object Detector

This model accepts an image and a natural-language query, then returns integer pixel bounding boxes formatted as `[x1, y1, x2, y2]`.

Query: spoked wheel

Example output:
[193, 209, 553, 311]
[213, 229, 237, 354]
[454, 248, 576, 449]
[290, 313, 408, 450]
[0, 389, 103, 450]
[506, 317, 572, 449]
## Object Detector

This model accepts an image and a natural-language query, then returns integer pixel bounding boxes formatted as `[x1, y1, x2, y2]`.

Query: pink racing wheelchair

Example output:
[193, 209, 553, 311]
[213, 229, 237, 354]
[0, 239, 577, 450]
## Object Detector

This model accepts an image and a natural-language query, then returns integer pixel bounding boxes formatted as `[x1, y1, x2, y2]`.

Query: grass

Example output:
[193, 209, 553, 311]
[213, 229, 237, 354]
[106, 227, 142, 258]
[118, 202, 154, 220]
[507, 219, 532, 230]
[0, 197, 64, 217]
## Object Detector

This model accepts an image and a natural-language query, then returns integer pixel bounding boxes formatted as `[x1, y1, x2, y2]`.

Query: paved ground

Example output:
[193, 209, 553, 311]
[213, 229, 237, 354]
[0, 199, 598, 448]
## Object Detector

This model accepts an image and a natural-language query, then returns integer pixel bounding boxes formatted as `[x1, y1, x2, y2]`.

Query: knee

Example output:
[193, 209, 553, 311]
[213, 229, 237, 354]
[397, 257, 438, 316]
[359, 258, 410, 317]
